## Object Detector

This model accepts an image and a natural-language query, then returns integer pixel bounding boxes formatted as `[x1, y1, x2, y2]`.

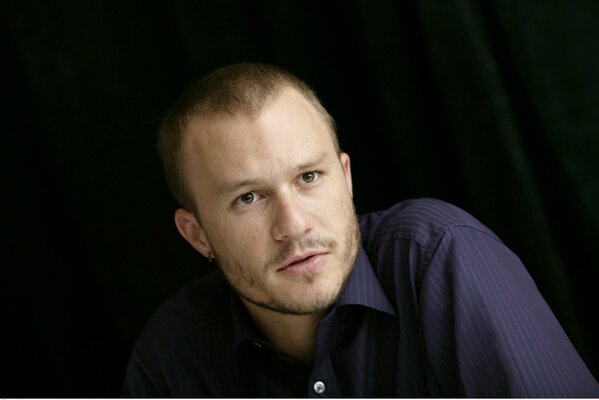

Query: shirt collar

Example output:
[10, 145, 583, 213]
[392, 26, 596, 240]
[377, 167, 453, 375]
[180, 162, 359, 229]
[230, 245, 396, 348]
[336, 246, 396, 315]
[230, 289, 263, 349]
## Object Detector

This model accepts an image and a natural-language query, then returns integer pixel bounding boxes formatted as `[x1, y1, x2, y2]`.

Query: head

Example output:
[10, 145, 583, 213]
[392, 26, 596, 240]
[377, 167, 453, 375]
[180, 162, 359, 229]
[158, 63, 360, 316]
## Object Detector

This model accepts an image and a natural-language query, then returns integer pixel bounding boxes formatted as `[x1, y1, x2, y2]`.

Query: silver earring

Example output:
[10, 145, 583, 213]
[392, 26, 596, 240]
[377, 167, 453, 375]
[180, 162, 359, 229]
[207, 252, 215, 263]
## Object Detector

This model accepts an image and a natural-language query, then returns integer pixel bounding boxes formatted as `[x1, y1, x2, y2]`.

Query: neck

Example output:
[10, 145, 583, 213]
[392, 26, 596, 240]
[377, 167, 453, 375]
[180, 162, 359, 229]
[242, 299, 326, 364]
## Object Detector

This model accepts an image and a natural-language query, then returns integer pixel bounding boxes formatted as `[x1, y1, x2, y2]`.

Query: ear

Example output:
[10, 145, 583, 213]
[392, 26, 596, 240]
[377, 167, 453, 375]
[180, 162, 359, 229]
[174, 208, 212, 258]
[339, 152, 353, 198]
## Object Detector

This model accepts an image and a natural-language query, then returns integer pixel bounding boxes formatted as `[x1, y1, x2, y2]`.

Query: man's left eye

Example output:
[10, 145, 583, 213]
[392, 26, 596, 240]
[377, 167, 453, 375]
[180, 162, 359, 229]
[300, 171, 319, 183]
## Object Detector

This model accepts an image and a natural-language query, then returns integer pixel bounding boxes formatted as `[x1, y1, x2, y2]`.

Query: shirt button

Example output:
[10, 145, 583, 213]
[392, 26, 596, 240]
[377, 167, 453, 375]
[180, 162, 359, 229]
[313, 381, 326, 394]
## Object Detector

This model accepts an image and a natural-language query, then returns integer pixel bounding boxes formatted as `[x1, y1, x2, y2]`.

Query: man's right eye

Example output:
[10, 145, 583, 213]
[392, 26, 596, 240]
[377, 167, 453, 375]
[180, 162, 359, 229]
[235, 192, 257, 206]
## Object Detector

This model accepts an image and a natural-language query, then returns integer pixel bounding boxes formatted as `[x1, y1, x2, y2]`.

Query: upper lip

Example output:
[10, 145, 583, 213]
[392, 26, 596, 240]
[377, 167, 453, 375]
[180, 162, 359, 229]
[277, 251, 326, 271]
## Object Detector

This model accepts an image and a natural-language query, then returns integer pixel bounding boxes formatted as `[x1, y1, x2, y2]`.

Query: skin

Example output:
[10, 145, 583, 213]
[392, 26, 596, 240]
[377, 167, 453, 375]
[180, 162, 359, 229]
[174, 87, 360, 363]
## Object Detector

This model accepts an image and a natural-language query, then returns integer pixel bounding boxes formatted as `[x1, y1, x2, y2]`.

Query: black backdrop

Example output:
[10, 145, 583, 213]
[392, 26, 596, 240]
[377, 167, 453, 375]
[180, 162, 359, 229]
[2, 1, 598, 396]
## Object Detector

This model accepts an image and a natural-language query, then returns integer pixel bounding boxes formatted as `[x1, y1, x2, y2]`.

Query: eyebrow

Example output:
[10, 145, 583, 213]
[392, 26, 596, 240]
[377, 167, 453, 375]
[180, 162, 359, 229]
[216, 152, 329, 198]
[216, 178, 263, 198]
[295, 151, 328, 172]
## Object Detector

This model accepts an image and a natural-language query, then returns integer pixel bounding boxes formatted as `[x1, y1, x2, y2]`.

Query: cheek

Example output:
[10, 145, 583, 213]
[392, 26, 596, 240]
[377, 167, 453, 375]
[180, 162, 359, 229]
[312, 194, 354, 234]
[213, 218, 266, 257]
[320, 180, 354, 211]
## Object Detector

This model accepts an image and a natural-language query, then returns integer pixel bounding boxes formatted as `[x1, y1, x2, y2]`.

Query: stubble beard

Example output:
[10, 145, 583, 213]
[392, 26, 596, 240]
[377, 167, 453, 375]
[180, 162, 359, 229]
[213, 205, 362, 316]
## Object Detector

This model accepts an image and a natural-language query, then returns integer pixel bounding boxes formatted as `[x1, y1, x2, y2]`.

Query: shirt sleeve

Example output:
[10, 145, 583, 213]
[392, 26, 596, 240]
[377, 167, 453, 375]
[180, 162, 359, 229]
[419, 225, 599, 397]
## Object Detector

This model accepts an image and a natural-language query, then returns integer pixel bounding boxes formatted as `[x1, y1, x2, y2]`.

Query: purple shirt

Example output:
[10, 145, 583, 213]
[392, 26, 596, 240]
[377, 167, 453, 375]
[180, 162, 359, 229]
[122, 198, 598, 396]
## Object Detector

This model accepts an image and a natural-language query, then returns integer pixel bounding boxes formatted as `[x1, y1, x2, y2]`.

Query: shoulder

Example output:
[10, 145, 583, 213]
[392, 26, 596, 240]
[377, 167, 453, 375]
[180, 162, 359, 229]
[123, 271, 232, 396]
[135, 270, 231, 351]
[357, 198, 509, 310]
[359, 198, 498, 253]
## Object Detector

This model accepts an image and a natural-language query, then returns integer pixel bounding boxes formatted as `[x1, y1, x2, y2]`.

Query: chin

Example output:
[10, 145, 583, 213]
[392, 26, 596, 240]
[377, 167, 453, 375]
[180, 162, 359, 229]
[253, 280, 342, 316]
[293, 280, 343, 309]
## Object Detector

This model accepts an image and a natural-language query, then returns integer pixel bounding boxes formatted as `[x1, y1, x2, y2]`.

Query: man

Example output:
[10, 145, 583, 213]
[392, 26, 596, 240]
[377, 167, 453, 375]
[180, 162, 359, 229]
[123, 63, 598, 397]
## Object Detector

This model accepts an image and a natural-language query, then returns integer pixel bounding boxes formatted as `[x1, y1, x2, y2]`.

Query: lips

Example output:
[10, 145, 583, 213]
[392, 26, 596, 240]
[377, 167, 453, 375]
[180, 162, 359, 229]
[277, 251, 328, 274]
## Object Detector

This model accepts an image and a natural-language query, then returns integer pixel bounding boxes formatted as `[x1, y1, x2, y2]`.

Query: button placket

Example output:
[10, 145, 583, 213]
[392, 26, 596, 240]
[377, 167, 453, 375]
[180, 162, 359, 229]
[308, 307, 340, 397]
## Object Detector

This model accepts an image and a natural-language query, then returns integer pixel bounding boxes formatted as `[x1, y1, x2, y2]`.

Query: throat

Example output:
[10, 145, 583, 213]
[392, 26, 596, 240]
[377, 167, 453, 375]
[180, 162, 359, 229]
[242, 298, 325, 364]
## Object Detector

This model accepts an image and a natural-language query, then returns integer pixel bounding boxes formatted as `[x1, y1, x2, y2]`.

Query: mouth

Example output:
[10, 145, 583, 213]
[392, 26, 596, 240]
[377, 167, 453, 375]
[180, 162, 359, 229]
[277, 252, 328, 275]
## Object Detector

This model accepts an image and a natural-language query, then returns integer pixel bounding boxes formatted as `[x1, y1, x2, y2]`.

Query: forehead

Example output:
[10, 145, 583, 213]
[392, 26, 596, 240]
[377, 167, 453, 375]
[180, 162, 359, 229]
[181, 88, 338, 196]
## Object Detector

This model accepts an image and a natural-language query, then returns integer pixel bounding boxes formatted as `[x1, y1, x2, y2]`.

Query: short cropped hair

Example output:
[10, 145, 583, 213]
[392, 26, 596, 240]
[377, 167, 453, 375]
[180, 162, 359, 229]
[157, 63, 339, 212]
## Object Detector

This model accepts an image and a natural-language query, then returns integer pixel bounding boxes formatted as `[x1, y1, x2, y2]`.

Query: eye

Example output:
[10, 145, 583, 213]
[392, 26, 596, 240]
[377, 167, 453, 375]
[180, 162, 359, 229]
[235, 192, 258, 206]
[300, 171, 319, 184]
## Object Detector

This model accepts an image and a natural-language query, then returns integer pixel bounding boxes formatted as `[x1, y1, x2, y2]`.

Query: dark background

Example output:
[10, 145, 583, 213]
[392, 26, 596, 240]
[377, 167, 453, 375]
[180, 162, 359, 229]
[2, 0, 598, 396]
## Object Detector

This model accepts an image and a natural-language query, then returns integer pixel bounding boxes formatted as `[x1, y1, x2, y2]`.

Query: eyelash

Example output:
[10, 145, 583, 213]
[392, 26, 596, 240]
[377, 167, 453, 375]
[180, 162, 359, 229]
[232, 171, 322, 208]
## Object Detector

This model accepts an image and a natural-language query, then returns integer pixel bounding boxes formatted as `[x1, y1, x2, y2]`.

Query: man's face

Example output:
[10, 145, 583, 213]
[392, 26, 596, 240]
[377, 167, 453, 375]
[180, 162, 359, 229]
[181, 88, 360, 315]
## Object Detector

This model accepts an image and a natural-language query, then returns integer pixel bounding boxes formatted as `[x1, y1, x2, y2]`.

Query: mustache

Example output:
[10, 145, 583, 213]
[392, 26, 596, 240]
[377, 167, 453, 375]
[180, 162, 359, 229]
[265, 236, 338, 270]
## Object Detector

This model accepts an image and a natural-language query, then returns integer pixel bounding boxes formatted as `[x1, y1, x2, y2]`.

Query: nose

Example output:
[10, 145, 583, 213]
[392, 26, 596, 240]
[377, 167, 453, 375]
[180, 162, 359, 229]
[271, 192, 312, 242]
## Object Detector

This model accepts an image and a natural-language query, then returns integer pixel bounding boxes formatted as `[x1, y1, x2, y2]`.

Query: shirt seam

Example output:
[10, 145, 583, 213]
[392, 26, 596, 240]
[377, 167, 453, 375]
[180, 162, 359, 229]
[369, 223, 502, 256]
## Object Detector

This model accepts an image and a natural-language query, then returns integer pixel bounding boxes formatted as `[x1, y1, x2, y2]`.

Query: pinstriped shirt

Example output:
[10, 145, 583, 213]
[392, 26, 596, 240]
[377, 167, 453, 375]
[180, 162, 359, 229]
[122, 198, 599, 397]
